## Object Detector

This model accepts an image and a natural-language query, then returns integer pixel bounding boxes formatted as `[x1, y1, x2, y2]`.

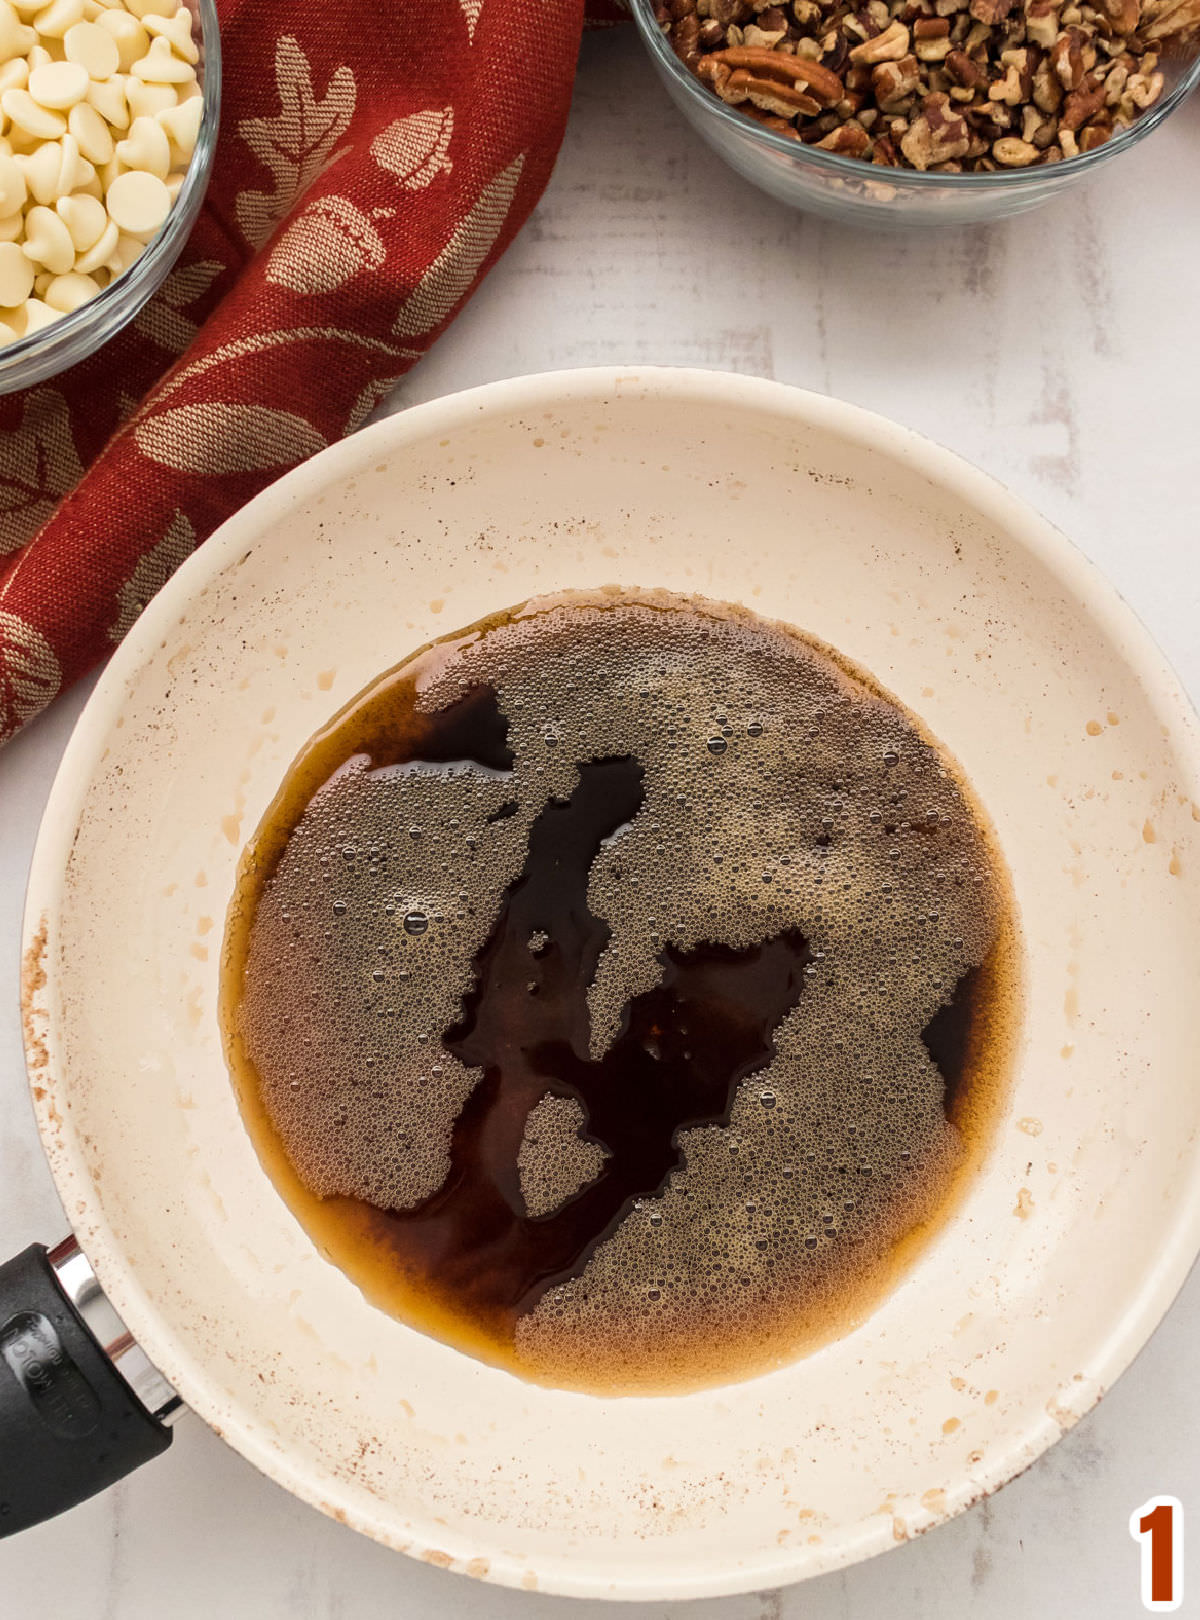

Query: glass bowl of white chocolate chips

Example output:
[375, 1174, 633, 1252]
[0, 0, 218, 390]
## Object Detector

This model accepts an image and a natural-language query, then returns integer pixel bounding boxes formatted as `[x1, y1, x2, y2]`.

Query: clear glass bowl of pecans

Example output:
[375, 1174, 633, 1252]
[632, 0, 1200, 227]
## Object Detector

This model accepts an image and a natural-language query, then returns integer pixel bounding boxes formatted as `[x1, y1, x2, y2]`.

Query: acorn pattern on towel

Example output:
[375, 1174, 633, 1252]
[0, 0, 598, 746]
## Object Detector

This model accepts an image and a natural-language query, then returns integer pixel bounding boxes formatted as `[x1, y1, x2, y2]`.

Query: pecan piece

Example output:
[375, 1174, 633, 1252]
[721, 67, 823, 112]
[1024, 0, 1062, 43]
[816, 122, 873, 151]
[899, 89, 971, 165]
[1051, 29, 1086, 88]
[738, 101, 805, 131]
[1097, 0, 1141, 28]
[873, 52, 923, 102]
[968, 0, 1015, 21]
[1060, 74, 1105, 125]
[1032, 55, 1065, 108]
[709, 46, 846, 100]
[946, 47, 987, 83]
[672, 13, 702, 60]
[992, 133, 1040, 160]
[848, 19, 913, 58]
[1077, 117, 1113, 146]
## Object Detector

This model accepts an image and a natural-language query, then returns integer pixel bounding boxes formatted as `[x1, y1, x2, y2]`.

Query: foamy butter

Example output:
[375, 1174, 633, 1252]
[223, 588, 1018, 1394]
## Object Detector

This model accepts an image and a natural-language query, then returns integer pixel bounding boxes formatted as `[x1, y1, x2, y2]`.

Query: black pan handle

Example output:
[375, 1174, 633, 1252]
[0, 1239, 180, 1536]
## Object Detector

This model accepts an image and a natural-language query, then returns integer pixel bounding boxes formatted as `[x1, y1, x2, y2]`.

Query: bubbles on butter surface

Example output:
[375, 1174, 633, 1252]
[518, 1093, 611, 1218]
[235, 589, 1007, 1386]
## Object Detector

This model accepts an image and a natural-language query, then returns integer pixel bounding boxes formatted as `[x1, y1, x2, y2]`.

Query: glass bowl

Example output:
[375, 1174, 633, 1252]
[631, 0, 1200, 229]
[0, 0, 221, 392]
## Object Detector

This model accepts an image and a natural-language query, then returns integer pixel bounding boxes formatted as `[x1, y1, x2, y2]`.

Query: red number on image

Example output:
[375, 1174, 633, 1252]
[1130, 1496, 1184, 1611]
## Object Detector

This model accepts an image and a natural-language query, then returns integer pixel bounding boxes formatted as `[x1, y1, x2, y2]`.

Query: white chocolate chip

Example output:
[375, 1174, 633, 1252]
[28, 59, 89, 106]
[0, 211, 23, 240]
[70, 210, 114, 270]
[9, 0, 44, 13]
[95, 6, 145, 67]
[25, 40, 52, 65]
[57, 129, 92, 186]
[21, 201, 73, 269]
[0, 59, 30, 97]
[67, 95, 112, 158]
[102, 223, 140, 271]
[17, 139, 63, 203]
[130, 33, 190, 81]
[0, 238, 34, 302]
[64, 18, 118, 76]
[142, 3, 194, 61]
[32, 266, 49, 293]
[21, 294, 59, 330]
[0, 150, 26, 213]
[33, 0, 86, 37]
[44, 266, 97, 308]
[103, 163, 165, 235]
[85, 70, 126, 127]
[114, 108, 166, 175]
[55, 186, 105, 247]
[125, 0, 174, 16]
[123, 72, 171, 116]
[155, 87, 197, 158]
[2, 86, 66, 138]
[0, 2, 37, 59]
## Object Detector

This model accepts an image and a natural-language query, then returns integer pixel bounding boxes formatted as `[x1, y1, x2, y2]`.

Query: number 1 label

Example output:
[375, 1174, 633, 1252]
[1131, 1496, 1184, 1611]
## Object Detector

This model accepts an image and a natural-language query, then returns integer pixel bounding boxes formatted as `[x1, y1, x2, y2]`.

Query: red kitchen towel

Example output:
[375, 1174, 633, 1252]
[0, 0, 613, 745]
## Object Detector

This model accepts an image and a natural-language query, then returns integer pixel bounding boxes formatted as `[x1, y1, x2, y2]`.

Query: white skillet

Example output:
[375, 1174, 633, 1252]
[14, 367, 1200, 1598]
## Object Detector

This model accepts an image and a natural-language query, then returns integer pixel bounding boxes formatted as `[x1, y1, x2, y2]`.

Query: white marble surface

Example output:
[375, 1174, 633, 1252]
[3, 26, 1200, 1618]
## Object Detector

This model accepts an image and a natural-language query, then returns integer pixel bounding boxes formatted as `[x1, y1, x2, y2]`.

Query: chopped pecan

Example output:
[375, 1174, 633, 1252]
[816, 121, 873, 150]
[968, 0, 1015, 21]
[989, 62, 1026, 99]
[1051, 28, 1087, 86]
[672, 14, 702, 61]
[899, 88, 971, 163]
[873, 51, 924, 99]
[993, 132, 1041, 160]
[1032, 55, 1065, 106]
[1127, 66, 1164, 104]
[848, 18, 913, 56]
[1024, 0, 1062, 42]
[1060, 73, 1105, 124]
[946, 46, 987, 82]
[708, 0, 753, 22]
[1077, 117, 1113, 146]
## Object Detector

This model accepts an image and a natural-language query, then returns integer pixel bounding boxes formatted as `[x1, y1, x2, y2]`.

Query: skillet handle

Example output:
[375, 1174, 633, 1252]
[0, 1239, 180, 1536]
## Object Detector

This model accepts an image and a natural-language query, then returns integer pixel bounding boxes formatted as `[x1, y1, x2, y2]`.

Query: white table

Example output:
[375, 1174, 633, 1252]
[3, 27, 1199, 1619]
